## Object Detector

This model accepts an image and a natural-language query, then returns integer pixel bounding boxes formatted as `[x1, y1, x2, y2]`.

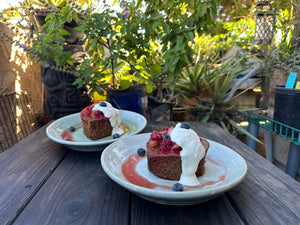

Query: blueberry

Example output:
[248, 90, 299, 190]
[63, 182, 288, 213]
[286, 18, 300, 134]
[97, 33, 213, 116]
[180, 122, 190, 129]
[99, 101, 107, 107]
[137, 148, 146, 156]
[113, 133, 120, 139]
[69, 126, 75, 132]
[161, 133, 170, 139]
[172, 183, 184, 192]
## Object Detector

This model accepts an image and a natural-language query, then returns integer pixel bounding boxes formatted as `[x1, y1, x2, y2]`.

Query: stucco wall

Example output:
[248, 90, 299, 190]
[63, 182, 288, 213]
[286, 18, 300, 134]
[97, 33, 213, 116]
[0, 22, 43, 115]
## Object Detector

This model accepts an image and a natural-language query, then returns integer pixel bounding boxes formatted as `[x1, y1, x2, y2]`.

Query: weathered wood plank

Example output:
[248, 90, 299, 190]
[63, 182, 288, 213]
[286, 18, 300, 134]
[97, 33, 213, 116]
[131, 195, 244, 225]
[227, 174, 300, 225]
[1, 121, 299, 225]
[13, 151, 130, 225]
[0, 126, 68, 225]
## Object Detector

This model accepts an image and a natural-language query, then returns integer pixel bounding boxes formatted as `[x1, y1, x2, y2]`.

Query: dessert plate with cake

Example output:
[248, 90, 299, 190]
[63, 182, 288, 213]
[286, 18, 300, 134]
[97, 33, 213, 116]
[101, 123, 247, 205]
[46, 102, 147, 152]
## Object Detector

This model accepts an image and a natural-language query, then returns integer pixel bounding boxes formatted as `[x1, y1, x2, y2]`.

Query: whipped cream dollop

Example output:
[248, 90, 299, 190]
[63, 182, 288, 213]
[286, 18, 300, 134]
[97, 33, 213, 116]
[170, 123, 205, 186]
[93, 102, 124, 135]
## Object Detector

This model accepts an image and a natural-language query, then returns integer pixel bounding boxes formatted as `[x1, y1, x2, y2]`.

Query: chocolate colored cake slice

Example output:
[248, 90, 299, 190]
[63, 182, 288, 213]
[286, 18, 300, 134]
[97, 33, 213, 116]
[81, 117, 112, 140]
[146, 127, 209, 181]
[80, 104, 112, 140]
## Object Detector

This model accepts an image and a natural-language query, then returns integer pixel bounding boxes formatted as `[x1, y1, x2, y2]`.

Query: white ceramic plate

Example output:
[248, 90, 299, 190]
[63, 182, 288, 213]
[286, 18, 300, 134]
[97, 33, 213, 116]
[46, 110, 147, 152]
[101, 133, 247, 205]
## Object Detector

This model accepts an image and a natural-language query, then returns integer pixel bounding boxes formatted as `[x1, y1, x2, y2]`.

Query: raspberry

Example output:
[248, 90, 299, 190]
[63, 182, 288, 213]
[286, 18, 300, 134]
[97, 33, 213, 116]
[161, 127, 169, 132]
[160, 138, 172, 153]
[91, 110, 105, 119]
[167, 126, 174, 134]
[94, 110, 101, 117]
[151, 131, 161, 141]
[86, 105, 93, 112]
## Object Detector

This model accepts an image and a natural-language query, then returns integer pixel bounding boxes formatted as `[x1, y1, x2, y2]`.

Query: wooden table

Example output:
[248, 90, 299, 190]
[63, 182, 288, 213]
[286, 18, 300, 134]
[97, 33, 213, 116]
[0, 121, 299, 225]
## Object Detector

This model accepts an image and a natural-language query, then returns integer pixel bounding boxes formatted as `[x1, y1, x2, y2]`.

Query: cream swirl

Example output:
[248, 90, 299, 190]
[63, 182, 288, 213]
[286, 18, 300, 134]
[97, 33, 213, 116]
[170, 123, 205, 186]
[93, 102, 123, 135]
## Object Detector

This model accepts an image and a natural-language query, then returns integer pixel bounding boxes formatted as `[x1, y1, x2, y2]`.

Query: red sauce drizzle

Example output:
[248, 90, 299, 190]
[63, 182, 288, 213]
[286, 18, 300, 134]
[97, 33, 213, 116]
[61, 124, 82, 141]
[206, 156, 221, 166]
[61, 131, 74, 141]
[121, 154, 162, 189]
[121, 154, 226, 191]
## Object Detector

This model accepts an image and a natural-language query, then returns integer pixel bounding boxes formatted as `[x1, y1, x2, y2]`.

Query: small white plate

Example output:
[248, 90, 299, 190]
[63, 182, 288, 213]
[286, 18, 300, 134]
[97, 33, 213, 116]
[46, 110, 147, 152]
[101, 133, 247, 205]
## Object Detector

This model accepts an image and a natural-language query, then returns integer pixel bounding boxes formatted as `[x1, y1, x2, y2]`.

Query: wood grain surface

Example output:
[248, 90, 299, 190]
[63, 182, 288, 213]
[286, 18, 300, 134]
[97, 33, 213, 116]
[0, 121, 299, 225]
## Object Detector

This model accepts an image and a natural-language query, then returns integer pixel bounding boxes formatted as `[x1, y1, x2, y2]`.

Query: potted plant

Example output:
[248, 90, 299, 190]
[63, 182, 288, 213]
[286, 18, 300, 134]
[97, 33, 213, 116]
[30, 1, 94, 119]
[0, 0, 96, 119]
[0, 0, 218, 119]
[32, 0, 88, 44]
[174, 49, 261, 141]
[71, 0, 219, 120]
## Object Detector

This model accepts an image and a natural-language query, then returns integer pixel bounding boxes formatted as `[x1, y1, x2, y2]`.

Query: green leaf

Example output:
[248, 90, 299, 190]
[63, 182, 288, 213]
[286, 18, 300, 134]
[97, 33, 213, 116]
[163, 24, 171, 34]
[152, 21, 160, 31]
[197, 2, 207, 17]
[186, 31, 194, 42]
[119, 80, 132, 89]
[57, 29, 70, 36]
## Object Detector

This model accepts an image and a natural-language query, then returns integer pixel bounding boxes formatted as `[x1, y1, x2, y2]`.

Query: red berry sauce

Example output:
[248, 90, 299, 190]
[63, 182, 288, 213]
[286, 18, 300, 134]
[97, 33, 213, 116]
[147, 127, 181, 156]
[61, 124, 82, 141]
[121, 154, 168, 189]
[80, 105, 109, 120]
[121, 154, 226, 190]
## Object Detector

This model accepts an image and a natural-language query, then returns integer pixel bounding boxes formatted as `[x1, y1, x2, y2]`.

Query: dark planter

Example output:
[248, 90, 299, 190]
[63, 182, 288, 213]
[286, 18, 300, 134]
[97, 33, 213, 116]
[41, 44, 90, 119]
[106, 84, 173, 121]
[273, 86, 300, 136]
[106, 84, 150, 119]
[41, 66, 91, 119]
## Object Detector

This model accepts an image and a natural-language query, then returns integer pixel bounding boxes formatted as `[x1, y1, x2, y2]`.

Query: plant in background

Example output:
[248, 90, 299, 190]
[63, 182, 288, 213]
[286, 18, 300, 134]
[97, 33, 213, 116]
[0, 0, 98, 69]
[1, 0, 219, 99]
[31, 6, 82, 67]
[6, 0, 297, 102]
[73, 0, 220, 98]
[256, 7, 300, 76]
[32, 0, 68, 8]
[175, 52, 215, 99]
[175, 50, 261, 139]
[73, 5, 122, 95]
[193, 17, 256, 60]
[96, 0, 219, 101]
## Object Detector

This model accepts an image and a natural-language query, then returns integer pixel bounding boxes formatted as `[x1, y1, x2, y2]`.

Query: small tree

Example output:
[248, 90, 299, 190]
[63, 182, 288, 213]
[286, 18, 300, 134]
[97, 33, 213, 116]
[79, 0, 219, 101]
